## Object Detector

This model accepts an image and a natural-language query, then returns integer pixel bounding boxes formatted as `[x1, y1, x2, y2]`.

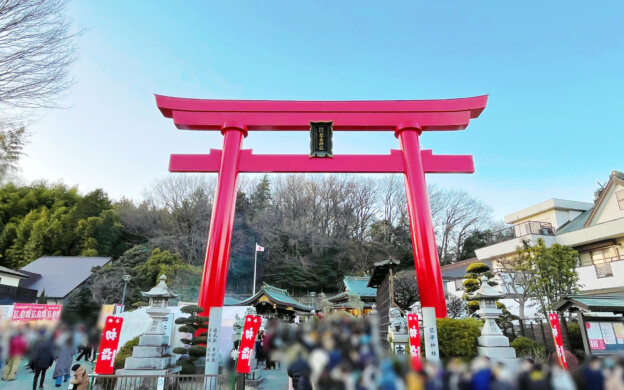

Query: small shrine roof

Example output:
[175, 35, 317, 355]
[552, 295, 624, 313]
[343, 276, 377, 297]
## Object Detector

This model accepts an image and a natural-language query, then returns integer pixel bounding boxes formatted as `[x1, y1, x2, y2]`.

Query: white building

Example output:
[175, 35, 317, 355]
[445, 170, 624, 316]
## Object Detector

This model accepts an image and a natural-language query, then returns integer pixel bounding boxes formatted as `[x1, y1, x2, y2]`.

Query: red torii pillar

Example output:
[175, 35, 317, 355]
[155, 95, 488, 318]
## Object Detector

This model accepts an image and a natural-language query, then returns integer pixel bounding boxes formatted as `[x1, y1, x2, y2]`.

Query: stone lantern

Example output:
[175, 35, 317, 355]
[142, 275, 179, 336]
[469, 276, 516, 359]
[117, 275, 181, 377]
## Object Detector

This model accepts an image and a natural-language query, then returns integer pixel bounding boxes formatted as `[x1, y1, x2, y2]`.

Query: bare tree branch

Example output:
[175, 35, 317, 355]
[0, 0, 79, 110]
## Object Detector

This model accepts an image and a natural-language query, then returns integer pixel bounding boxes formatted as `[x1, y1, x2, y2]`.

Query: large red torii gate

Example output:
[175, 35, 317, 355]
[155, 95, 488, 318]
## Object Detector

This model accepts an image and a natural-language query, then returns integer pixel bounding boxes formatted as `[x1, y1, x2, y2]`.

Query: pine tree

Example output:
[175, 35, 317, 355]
[172, 305, 208, 374]
[37, 289, 47, 304]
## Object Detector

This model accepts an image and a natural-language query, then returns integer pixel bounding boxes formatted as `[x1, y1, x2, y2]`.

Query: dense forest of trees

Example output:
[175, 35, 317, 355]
[0, 174, 500, 307]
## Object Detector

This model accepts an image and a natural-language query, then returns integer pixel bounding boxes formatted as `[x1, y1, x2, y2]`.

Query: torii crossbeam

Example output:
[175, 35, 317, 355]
[156, 95, 488, 319]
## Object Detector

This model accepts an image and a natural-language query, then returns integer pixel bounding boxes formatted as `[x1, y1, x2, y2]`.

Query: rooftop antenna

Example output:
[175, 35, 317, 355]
[595, 180, 605, 189]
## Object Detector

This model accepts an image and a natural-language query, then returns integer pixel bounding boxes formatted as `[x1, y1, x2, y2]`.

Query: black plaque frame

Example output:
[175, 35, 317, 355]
[309, 121, 333, 157]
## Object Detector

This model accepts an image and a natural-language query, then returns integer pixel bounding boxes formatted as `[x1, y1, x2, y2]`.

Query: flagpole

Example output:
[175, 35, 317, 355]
[253, 244, 258, 295]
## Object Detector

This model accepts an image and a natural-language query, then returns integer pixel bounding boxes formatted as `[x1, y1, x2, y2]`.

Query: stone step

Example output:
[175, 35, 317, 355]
[124, 356, 173, 370]
[478, 336, 511, 347]
[139, 334, 170, 347]
[131, 346, 172, 358]
[477, 346, 517, 359]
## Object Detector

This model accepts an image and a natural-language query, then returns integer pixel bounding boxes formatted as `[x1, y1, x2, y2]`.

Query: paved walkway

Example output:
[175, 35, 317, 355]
[0, 358, 94, 390]
[256, 365, 288, 390]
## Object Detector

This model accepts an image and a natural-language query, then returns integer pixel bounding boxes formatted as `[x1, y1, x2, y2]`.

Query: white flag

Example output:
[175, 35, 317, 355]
[255, 244, 264, 252]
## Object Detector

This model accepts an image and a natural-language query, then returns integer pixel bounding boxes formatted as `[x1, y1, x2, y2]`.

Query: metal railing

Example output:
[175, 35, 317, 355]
[88, 374, 219, 390]
[582, 255, 623, 278]
[486, 221, 554, 244]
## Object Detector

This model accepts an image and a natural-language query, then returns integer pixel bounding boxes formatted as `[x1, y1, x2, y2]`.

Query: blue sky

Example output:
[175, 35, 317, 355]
[20, 1, 624, 219]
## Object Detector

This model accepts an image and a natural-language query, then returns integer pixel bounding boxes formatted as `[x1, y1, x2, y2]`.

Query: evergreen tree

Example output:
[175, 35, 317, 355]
[37, 289, 47, 304]
[172, 305, 208, 374]
[249, 175, 271, 220]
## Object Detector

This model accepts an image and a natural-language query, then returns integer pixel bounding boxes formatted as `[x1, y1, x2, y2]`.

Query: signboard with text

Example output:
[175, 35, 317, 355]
[407, 313, 421, 370]
[547, 312, 568, 369]
[585, 319, 624, 355]
[95, 316, 124, 374]
[236, 315, 261, 374]
[11, 303, 62, 322]
[422, 307, 440, 363]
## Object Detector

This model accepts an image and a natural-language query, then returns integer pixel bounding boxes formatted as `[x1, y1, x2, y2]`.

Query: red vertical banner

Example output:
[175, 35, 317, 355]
[548, 312, 568, 369]
[407, 313, 421, 369]
[236, 315, 261, 373]
[95, 316, 124, 374]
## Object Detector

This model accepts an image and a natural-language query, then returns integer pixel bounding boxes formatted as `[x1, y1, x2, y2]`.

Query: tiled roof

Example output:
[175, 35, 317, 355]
[343, 276, 377, 297]
[552, 295, 624, 313]
[237, 283, 312, 312]
[224, 296, 243, 305]
[556, 207, 593, 234]
[19, 256, 111, 299]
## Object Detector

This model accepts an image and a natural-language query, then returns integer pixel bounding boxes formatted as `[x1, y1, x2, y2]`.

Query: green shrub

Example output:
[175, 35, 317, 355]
[566, 322, 584, 352]
[176, 356, 197, 374]
[189, 345, 206, 358]
[114, 336, 140, 369]
[466, 262, 490, 274]
[511, 336, 546, 358]
[463, 279, 479, 289]
[421, 318, 482, 359]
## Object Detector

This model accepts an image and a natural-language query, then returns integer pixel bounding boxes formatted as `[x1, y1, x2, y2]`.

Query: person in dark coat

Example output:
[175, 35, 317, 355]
[297, 363, 313, 390]
[52, 338, 73, 387]
[31, 333, 55, 390]
[288, 354, 310, 390]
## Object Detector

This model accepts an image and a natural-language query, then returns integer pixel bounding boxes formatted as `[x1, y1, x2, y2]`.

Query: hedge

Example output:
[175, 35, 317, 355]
[511, 336, 545, 358]
[114, 336, 139, 369]
[422, 318, 482, 359]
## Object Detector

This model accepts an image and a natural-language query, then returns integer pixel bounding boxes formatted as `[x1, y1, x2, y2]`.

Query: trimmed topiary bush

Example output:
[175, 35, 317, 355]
[466, 262, 491, 275]
[511, 336, 546, 358]
[174, 305, 208, 374]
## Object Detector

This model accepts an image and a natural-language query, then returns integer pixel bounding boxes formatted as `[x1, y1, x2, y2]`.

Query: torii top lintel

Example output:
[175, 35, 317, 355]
[155, 95, 488, 131]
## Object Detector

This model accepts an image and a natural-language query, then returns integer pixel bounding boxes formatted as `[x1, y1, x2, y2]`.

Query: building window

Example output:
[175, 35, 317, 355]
[590, 246, 618, 278]
[591, 246, 619, 264]
[617, 190, 624, 210]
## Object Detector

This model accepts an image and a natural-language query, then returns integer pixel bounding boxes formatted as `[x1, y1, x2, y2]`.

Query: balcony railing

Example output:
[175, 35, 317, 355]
[591, 255, 624, 278]
[0, 284, 37, 304]
[485, 221, 554, 245]
[595, 263, 613, 278]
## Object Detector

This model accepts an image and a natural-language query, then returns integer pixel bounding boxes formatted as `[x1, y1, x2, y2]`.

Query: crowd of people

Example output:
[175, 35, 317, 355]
[260, 314, 624, 390]
[0, 323, 92, 389]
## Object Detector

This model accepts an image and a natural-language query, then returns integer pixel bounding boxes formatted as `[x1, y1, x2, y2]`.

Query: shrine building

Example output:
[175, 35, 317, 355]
[236, 283, 312, 320]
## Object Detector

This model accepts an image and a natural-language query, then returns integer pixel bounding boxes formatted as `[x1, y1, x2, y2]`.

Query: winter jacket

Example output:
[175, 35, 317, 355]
[32, 339, 55, 369]
[9, 335, 27, 357]
[53, 345, 74, 378]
